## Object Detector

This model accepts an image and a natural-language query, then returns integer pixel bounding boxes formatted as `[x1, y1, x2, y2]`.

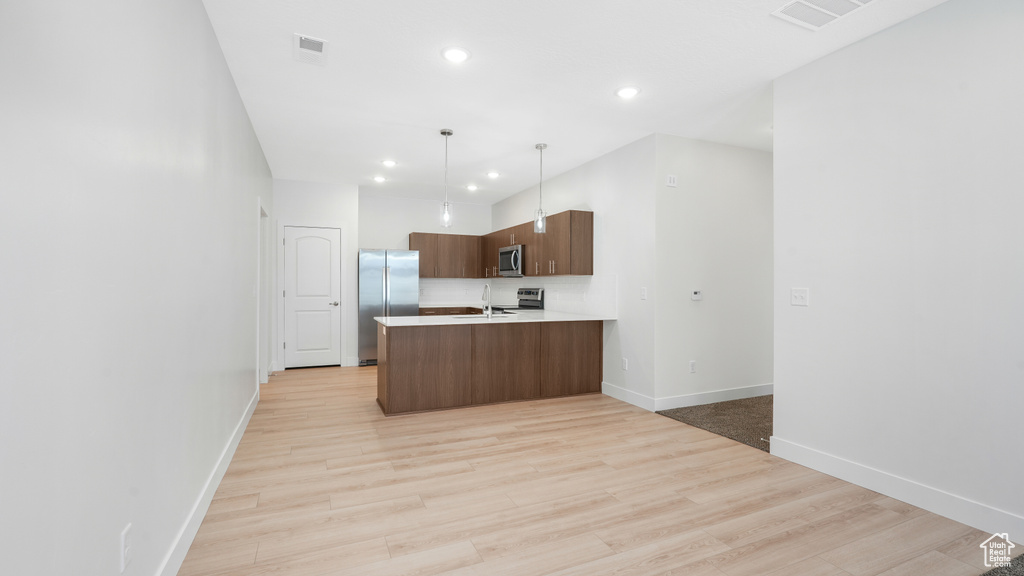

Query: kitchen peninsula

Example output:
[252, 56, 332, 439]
[375, 311, 612, 415]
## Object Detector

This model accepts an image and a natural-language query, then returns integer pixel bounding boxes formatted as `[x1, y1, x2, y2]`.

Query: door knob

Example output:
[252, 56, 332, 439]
[329, 301, 339, 306]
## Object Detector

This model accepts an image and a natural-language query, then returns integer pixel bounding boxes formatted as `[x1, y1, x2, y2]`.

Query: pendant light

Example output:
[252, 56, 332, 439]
[534, 143, 547, 233]
[440, 129, 454, 228]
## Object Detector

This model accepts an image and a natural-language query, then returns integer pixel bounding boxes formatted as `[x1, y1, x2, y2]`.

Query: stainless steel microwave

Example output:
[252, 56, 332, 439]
[498, 245, 523, 277]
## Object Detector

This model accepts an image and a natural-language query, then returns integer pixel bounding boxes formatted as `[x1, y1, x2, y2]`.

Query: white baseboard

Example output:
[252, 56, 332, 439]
[601, 381, 656, 411]
[771, 436, 1024, 537]
[654, 383, 773, 412]
[601, 382, 774, 413]
[157, 388, 259, 576]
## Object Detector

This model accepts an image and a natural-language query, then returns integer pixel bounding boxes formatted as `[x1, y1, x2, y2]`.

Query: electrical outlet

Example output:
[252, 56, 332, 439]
[690, 290, 702, 301]
[791, 288, 810, 307]
[120, 523, 132, 573]
[666, 175, 678, 187]
[640, 287, 647, 300]
[621, 357, 628, 371]
[689, 360, 696, 373]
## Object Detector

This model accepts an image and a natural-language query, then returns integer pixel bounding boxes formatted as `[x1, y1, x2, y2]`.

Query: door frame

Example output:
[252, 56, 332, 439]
[275, 224, 345, 370]
[257, 199, 271, 384]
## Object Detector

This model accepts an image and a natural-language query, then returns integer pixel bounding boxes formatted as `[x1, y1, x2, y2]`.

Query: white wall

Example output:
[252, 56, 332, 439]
[0, 1, 272, 575]
[773, 0, 1024, 536]
[654, 135, 774, 407]
[274, 179, 360, 367]
[359, 193, 492, 249]
[492, 134, 774, 411]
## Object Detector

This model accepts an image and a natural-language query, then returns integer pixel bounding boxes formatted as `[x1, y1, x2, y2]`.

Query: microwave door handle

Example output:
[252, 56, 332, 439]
[511, 250, 520, 271]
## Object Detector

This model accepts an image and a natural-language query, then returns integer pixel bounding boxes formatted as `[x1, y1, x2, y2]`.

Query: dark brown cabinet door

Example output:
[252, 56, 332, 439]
[472, 323, 541, 404]
[385, 325, 472, 413]
[511, 222, 533, 276]
[482, 231, 502, 277]
[568, 210, 594, 275]
[411, 211, 591, 278]
[534, 210, 593, 276]
[436, 233, 461, 278]
[541, 321, 603, 397]
[460, 235, 481, 278]
[543, 211, 571, 276]
[409, 232, 438, 278]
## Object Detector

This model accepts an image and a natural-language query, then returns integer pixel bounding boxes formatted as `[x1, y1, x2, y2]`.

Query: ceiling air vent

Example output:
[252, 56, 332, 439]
[772, 0, 873, 30]
[293, 34, 327, 66]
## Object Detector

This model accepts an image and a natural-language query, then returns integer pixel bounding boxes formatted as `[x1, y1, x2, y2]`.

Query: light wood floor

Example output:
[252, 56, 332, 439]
[179, 367, 1015, 576]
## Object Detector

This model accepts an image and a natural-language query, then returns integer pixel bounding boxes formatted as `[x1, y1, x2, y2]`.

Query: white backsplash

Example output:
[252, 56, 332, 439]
[419, 274, 618, 317]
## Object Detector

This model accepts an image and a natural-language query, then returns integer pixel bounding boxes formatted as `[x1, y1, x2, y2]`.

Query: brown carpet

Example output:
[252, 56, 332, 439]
[982, 553, 1024, 576]
[657, 395, 773, 452]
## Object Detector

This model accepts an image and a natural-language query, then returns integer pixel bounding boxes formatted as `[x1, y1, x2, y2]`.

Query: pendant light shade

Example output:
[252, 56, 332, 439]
[440, 129, 454, 228]
[534, 143, 547, 234]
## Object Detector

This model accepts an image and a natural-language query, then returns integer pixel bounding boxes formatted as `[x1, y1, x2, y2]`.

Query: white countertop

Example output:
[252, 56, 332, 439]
[375, 309, 615, 327]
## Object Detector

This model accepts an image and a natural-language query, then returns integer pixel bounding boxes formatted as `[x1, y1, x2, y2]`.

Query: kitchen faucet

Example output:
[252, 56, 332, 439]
[482, 284, 492, 318]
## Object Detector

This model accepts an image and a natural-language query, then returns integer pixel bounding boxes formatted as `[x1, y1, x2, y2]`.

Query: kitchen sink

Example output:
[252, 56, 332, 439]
[451, 314, 516, 320]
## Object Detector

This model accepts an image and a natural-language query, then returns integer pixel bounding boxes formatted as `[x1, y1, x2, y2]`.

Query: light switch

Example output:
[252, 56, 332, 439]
[690, 290, 702, 301]
[791, 288, 810, 306]
[640, 287, 648, 300]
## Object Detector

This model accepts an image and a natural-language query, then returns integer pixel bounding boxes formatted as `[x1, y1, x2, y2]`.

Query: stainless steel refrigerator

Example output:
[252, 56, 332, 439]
[358, 249, 419, 365]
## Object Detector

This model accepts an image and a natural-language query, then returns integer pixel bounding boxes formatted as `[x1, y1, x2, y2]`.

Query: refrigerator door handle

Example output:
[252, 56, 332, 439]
[384, 266, 392, 316]
[381, 266, 388, 317]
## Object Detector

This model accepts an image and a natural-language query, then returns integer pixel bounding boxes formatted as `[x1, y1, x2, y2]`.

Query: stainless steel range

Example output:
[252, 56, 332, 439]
[492, 288, 544, 312]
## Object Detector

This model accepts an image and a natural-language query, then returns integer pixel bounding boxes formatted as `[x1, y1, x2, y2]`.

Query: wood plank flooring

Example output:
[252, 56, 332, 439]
[179, 367, 1016, 576]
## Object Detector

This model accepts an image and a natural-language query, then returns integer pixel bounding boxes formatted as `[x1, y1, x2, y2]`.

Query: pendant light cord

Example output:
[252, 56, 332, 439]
[444, 132, 449, 205]
[538, 146, 543, 210]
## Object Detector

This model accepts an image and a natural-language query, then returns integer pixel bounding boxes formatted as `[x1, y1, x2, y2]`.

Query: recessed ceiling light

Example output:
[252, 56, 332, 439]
[487, 171, 500, 179]
[616, 86, 641, 100]
[381, 159, 396, 168]
[467, 184, 478, 192]
[373, 176, 387, 183]
[442, 47, 470, 64]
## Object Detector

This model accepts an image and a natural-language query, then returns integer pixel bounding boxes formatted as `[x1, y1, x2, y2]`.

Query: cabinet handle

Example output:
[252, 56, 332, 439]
[535, 261, 538, 275]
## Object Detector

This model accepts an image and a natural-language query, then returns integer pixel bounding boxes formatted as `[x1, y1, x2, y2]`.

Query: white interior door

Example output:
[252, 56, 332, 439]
[284, 226, 342, 368]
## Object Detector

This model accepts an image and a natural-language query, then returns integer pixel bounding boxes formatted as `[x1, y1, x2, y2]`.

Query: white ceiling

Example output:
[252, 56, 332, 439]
[201, 0, 949, 205]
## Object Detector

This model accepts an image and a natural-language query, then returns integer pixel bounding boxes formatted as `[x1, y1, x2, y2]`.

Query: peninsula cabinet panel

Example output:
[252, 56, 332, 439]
[382, 325, 472, 414]
[377, 323, 389, 411]
[472, 323, 541, 404]
[540, 321, 603, 397]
